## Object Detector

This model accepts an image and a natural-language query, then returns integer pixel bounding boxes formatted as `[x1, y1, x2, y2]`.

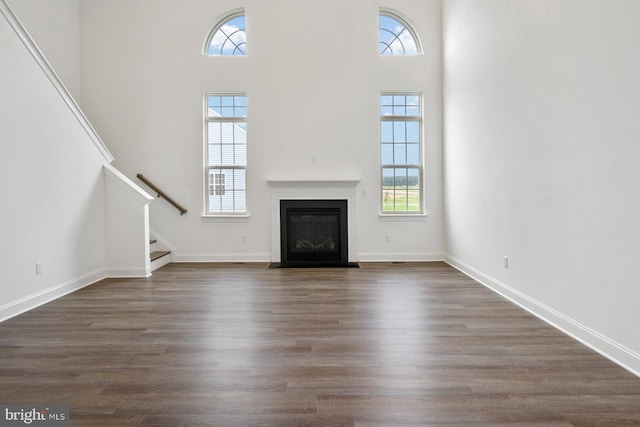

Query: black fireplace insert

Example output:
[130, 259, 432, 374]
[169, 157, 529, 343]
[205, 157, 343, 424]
[276, 199, 354, 268]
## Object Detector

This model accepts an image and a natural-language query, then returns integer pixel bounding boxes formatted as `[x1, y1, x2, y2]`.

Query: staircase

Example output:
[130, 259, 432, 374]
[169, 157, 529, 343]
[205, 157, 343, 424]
[150, 238, 172, 271]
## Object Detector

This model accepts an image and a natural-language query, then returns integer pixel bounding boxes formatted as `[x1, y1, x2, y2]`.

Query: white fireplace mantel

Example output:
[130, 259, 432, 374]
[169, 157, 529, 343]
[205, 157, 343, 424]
[267, 179, 360, 262]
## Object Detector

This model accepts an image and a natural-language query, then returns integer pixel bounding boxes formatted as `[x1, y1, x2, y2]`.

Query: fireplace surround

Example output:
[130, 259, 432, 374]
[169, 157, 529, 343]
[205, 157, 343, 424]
[267, 180, 360, 267]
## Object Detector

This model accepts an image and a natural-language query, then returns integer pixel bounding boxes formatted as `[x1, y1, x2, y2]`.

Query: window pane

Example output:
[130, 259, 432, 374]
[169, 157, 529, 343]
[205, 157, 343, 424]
[234, 169, 246, 190]
[407, 167, 420, 185]
[407, 168, 420, 212]
[210, 196, 221, 212]
[394, 167, 408, 184]
[221, 145, 234, 165]
[234, 144, 247, 166]
[394, 144, 406, 164]
[406, 96, 420, 116]
[382, 168, 395, 212]
[226, 169, 235, 191]
[381, 144, 393, 165]
[395, 168, 409, 211]
[221, 192, 234, 211]
[208, 144, 221, 165]
[406, 189, 420, 212]
[235, 122, 247, 143]
[381, 122, 393, 143]
[393, 122, 405, 142]
[407, 143, 420, 164]
[207, 96, 221, 115]
[406, 95, 419, 107]
[406, 121, 419, 143]
[234, 190, 246, 211]
[208, 122, 220, 142]
[382, 168, 394, 187]
[220, 122, 234, 142]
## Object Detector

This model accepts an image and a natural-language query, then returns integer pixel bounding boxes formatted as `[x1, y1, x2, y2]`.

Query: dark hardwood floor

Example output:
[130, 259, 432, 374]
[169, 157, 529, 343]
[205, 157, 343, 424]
[1, 262, 639, 426]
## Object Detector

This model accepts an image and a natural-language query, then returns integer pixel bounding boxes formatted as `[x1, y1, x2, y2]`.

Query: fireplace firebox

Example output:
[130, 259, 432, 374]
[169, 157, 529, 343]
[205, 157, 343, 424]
[278, 199, 350, 267]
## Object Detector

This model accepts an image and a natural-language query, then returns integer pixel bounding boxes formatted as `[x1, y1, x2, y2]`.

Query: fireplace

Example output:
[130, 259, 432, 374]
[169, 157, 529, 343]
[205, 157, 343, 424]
[278, 199, 351, 267]
[267, 179, 360, 266]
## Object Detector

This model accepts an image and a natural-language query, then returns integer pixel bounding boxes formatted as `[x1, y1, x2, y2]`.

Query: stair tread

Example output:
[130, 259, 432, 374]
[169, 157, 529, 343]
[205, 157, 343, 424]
[150, 250, 171, 262]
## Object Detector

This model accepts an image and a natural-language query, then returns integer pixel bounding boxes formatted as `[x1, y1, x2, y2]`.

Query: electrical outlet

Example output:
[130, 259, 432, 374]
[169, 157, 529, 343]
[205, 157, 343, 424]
[385, 233, 390, 242]
[35, 262, 42, 275]
[503, 256, 509, 269]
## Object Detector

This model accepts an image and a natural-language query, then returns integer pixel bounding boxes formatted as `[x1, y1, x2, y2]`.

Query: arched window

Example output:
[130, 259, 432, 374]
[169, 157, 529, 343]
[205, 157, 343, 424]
[204, 10, 246, 56]
[379, 10, 421, 55]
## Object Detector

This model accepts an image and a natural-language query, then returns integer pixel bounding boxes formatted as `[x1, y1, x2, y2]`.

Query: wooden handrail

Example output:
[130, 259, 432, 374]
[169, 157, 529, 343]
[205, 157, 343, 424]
[137, 174, 187, 215]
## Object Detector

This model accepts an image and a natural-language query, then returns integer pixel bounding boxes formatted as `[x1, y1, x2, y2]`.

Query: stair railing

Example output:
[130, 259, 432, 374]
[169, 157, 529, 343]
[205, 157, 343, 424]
[137, 174, 187, 215]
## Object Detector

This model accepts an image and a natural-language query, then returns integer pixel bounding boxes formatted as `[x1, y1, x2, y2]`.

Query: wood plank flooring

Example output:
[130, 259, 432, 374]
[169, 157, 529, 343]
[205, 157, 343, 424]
[1, 262, 639, 426]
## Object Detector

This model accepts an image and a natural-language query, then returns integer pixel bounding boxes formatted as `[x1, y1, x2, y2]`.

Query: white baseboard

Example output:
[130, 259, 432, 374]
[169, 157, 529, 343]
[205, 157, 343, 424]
[444, 254, 640, 378]
[174, 252, 445, 263]
[357, 252, 444, 262]
[0, 269, 106, 323]
[173, 253, 271, 263]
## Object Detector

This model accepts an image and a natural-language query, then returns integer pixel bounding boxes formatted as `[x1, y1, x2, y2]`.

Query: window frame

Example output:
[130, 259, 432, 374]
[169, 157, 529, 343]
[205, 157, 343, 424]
[380, 92, 424, 215]
[203, 93, 248, 216]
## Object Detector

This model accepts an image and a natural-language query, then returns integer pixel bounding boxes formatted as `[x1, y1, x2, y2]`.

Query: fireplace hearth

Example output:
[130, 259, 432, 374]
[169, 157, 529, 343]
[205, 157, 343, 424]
[273, 199, 357, 268]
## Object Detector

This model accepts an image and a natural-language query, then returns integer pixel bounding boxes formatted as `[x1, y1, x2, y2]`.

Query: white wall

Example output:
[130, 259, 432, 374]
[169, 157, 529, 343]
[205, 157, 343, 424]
[0, 0, 107, 320]
[443, 0, 640, 373]
[79, 0, 443, 262]
[7, 0, 82, 99]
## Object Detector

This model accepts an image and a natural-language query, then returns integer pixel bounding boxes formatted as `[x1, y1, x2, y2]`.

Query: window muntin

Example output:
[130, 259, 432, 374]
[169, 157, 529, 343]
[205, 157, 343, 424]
[205, 95, 247, 214]
[379, 11, 420, 55]
[381, 94, 422, 213]
[205, 11, 246, 56]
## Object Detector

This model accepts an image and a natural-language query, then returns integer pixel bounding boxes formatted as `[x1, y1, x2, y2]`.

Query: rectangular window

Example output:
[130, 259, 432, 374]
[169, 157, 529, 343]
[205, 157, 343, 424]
[205, 94, 247, 214]
[380, 94, 422, 213]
